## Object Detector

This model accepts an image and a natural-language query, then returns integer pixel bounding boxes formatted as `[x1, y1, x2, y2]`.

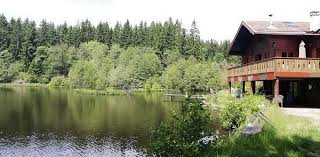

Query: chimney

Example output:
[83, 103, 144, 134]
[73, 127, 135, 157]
[310, 11, 320, 32]
[268, 14, 276, 29]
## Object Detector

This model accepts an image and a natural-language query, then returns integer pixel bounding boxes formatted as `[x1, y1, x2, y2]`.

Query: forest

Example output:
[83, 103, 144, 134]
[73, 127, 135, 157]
[0, 14, 239, 91]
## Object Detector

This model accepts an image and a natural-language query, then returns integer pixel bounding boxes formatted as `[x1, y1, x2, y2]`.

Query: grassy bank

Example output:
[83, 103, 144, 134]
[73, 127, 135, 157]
[0, 83, 180, 95]
[0, 83, 47, 88]
[208, 105, 320, 157]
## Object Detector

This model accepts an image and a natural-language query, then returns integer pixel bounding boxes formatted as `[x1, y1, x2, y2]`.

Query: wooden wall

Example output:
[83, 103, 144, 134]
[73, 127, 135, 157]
[241, 35, 320, 64]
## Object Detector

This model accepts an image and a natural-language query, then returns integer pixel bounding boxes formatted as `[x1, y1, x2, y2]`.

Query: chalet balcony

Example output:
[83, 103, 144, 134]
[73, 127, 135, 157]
[227, 57, 320, 81]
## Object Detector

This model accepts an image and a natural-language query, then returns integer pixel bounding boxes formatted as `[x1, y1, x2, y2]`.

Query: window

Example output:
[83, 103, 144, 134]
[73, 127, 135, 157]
[288, 52, 294, 57]
[282, 52, 287, 57]
[255, 54, 262, 61]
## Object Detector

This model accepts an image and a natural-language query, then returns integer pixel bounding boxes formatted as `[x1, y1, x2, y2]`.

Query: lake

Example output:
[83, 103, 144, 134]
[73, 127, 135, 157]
[0, 87, 182, 157]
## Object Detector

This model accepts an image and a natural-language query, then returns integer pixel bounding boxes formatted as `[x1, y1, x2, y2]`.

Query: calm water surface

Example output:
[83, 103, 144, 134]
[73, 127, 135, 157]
[0, 87, 181, 157]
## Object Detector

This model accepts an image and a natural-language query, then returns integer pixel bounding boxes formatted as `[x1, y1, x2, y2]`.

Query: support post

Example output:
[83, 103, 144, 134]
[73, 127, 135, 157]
[242, 81, 246, 96]
[251, 81, 256, 94]
[274, 79, 279, 97]
[228, 82, 232, 95]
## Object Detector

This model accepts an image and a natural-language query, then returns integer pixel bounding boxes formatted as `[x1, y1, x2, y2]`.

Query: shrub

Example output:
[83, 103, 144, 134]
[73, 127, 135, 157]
[17, 72, 33, 83]
[150, 99, 215, 156]
[48, 76, 68, 87]
[95, 79, 106, 90]
[68, 60, 99, 89]
[220, 95, 269, 131]
[144, 78, 161, 92]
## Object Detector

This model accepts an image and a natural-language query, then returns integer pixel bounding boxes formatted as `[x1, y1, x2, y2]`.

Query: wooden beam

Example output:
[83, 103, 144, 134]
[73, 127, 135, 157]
[228, 82, 232, 95]
[251, 81, 256, 94]
[274, 79, 279, 97]
[242, 81, 246, 96]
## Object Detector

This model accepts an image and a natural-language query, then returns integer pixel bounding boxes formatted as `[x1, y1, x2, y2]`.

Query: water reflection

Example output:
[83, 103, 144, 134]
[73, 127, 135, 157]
[0, 87, 181, 156]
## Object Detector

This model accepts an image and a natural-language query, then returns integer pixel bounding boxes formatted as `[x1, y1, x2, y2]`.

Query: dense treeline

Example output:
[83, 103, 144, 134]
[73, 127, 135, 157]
[0, 14, 239, 91]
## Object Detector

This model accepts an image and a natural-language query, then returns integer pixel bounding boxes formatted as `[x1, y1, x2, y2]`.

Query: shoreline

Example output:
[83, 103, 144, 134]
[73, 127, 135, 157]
[0, 83, 181, 96]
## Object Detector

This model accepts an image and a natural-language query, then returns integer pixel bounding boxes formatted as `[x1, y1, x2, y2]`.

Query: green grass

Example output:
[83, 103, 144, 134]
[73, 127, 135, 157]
[205, 105, 320, 157]
[73, 88, 127, 96]
[0, 83, 179, 95]
[0, 83, 47, 87]
[73, 88, 179, 96]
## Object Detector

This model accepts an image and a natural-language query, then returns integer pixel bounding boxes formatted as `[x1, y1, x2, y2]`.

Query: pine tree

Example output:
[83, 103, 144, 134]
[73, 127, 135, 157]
[112, 21, 121, 44]
[22, 19, 37, 70]
[80, 19, 95, 43]
[106, 27, 112, 49]
[8, 18, 23, 60]
[120, 19, 132, 48]
[188, 20, 202, 60]
[57, 22, 68, 44]
[0, 14, 9, 52]
[38, 20, 49, 46]
[47, 22, 58, 45]
[163, 18, 175, 50]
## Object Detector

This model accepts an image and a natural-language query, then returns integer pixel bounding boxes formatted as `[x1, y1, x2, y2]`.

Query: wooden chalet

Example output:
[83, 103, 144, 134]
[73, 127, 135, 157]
[227, 12, 320, 107]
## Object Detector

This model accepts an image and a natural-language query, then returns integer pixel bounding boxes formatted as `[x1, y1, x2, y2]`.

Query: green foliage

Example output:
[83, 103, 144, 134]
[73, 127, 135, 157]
[0, 14, 240, 91]
[68, 60, 99, 89]
[109, 47, 162, 88]
[46, 44, 71, 77]
[220, 95, 269, 131]
[144, 78, 161, 92]
[162, 64, 182, 89]
[48, 76, 68, 87]
[150, 99, 213, 156]
[207, 105, 320, 157]
[17, 72, 33, 83]
[27, 46, 49, 82]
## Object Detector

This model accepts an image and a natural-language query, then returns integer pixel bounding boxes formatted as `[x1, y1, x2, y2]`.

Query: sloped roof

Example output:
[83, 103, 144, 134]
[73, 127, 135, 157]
[243, 21, 310, 35]
[228, 20, 316, 55]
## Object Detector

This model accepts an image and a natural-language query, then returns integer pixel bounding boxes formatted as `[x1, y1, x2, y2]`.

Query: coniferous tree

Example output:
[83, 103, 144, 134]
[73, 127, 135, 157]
[112, 22, 121, 44]
[188, 20, 202, 60]
[47, 22, 58, 45]
[22, 19, 37, 70]
[38, 20, 50, 46]
[106, 28, 112, 49]
[57, 22, 69, 44]
[0, 14, 9, 52]
[120, 20, 132, 48]
[8, 18, 23, 60]
[96, 22, 107, 43]
[80, 19, 95, 43]
[163, 17, 175, 50]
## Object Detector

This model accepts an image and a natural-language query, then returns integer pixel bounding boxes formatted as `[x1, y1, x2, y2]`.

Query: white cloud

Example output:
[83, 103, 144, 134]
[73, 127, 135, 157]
[1, 0, 320, 41]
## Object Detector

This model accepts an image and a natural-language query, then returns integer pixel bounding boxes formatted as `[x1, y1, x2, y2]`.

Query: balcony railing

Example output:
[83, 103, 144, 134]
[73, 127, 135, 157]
[227, 57, 320, 77]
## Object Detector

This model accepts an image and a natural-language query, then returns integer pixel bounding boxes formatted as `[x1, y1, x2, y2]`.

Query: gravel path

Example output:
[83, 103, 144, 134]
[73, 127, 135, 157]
[282, 108, 320, 122]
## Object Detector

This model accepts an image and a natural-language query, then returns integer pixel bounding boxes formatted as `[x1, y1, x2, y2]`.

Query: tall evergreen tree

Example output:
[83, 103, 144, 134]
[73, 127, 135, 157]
[0, 14, 9, 52]
[22, 19, 37, 70]
[38, 20, 50, 46]
[57, 22, 69, 44]
[120, 20, 132, 48]
[8, 18, 23, 60]
[80, 19, 95, 43]
[188, 20, 202, 60]
[163, 17, 175, 50]
[112, 22, 121, 44]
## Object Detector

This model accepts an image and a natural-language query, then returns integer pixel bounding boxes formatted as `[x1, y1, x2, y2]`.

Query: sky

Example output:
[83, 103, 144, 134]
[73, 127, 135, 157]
[1, 0, 320, 41]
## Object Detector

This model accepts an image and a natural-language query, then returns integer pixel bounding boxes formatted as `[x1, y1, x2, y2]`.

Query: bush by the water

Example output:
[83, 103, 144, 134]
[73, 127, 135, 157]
[150, 99, 215, 157]
[48, 76, 68, 87]
[219, 95, 269, 131]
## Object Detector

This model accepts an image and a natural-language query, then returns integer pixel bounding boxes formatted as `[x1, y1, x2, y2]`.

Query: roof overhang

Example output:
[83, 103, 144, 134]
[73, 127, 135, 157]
[228, 21, 320, 55]
[228, 21, 254, 55]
